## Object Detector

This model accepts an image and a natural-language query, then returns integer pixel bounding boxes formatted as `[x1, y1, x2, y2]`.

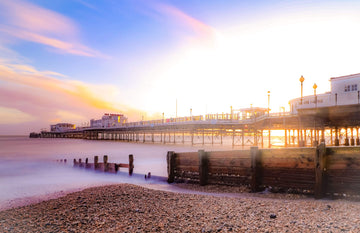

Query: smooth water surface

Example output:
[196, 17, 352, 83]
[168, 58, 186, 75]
[0, 136, 232, 206]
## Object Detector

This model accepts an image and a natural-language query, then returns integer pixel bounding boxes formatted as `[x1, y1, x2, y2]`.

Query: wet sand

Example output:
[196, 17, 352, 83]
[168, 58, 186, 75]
[1, 183, 359, 232]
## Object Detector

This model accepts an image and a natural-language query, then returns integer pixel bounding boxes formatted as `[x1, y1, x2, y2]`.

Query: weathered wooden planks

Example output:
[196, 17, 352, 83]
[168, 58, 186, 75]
[168, 144, 360, 197]
[73, 155, 133, 175]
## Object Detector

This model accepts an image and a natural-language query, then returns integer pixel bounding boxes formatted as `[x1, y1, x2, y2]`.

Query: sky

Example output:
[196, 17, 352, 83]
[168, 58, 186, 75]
[1, 0, 360, 135]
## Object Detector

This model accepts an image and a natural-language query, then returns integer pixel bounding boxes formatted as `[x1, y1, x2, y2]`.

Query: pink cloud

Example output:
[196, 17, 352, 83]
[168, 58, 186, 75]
[0, 0, 104, 57]
[148, 2, 216, 42]
[0, 62, 140, 134]
[156, 4, 215, 38]
[0, 0, 77, 36]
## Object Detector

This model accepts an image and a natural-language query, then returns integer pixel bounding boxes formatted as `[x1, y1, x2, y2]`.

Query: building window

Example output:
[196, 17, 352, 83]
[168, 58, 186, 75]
[352, 84, 358, 91]
[345, 84, 358, 92]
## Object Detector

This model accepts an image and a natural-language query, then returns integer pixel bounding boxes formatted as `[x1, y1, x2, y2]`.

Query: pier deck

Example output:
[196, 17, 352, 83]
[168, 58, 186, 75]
[41, 105, 360, 148]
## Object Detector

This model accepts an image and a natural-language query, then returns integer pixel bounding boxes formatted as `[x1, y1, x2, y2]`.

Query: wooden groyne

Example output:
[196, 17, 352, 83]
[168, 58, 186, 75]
[72, 155, 134, 175]
[167, 143, 360, 199]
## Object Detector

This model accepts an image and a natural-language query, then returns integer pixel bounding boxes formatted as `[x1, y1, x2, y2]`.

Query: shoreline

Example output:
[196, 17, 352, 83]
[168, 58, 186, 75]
[1, 183, 360, 232]
[1, 180, 358, 212]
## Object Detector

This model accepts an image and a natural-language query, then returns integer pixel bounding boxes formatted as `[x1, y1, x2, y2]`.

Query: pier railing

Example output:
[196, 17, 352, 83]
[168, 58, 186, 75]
[167, 143, 360, 198]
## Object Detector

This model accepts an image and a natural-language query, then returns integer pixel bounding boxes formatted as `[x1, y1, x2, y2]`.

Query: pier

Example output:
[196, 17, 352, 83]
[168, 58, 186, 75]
[40, 104, 360, 148]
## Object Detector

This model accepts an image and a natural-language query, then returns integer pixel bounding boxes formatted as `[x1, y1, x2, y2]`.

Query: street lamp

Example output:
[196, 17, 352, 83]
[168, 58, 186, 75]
[299, 76, 305, 147]
[267, 91, 270, 116]
[313, 83, 318, 107]
[299, 75, 305, 106]
[313, 83, 318, 146]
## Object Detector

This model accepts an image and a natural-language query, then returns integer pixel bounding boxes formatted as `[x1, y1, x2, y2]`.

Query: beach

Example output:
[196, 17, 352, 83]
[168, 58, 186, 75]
[1, 183, 360, 232]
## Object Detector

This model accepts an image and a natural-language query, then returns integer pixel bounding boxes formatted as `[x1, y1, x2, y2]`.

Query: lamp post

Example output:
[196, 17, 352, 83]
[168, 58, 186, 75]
[300, 75, 305, 106]
[313, 83, 318, 107]
[313, 83, 318, 146]
[299, 76, 305, 147]
[267, 91, 270, 116]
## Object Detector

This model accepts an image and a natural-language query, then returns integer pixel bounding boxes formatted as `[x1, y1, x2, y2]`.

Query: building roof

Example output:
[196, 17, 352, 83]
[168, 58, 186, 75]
[330, 73, 360, 81]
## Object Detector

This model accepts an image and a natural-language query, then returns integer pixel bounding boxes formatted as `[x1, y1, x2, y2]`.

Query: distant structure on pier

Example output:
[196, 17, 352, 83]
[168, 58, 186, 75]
[289, 73, 360, 113]
[90, 113, 128, 128]
[50, 123, 76, 132]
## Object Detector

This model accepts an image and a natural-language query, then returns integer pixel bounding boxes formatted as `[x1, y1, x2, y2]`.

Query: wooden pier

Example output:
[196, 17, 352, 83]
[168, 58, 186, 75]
[41, 104, 360, 148]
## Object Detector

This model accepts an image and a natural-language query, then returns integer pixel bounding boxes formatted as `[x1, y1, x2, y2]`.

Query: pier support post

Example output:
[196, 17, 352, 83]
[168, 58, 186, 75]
[345, 127, 350, 146]
[315, 142, 328, 199]
[167, 151, 176, 183]
[199, 150, 209, 186]
[351, 128, 355, 146]
[335, 127, 340, 146]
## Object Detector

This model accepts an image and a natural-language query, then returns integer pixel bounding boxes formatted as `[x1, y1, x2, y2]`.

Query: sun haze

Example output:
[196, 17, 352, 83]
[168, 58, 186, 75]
[1, 0, 359, 134]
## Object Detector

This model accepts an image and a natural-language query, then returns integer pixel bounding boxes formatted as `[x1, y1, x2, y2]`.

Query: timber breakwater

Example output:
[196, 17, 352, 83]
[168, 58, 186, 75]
[59, 155, 134, 175]
[167, 143, 360, 199]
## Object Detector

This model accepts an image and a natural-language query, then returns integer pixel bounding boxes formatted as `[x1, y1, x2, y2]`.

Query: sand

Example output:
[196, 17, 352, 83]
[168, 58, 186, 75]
[1, 183, 360, 232]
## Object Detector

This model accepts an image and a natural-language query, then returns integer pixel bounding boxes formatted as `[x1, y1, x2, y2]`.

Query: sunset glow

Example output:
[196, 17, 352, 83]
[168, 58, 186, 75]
[1, 0, 360, 134]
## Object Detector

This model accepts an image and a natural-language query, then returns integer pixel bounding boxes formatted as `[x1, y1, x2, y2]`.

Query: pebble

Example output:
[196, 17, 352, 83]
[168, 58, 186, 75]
[0, 184, 359, 232]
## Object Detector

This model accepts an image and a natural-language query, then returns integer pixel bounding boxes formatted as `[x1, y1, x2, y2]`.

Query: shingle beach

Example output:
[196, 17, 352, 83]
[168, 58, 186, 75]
[1, 184, 359, 232]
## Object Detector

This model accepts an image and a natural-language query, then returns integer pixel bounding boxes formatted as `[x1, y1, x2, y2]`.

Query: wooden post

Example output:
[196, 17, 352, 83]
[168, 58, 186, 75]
[85, 158, 89, 168]
[166, 151, 175, 183]
[103, 155, 108, 172]
[94, 156, 99, 170]
[199, 150, 209, 186]
[251, 147, 262, 192]
[284, 128, 288, 147]
[129, 154, 134, 176]
[315, 142, 327, 199]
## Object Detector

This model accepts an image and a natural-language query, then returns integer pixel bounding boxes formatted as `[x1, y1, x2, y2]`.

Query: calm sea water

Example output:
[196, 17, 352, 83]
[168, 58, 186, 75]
[0, 136, 232, 207]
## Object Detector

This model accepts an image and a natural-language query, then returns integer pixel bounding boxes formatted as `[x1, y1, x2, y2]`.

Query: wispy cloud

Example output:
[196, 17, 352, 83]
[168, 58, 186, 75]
[141, 1, 217, 43]
[0, 60, 140, 133]
[154, 3, 216, 39]
[0, 0, 104, 57]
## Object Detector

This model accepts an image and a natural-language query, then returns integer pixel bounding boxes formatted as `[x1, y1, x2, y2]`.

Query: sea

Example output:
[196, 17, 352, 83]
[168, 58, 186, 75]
[0, 136, 233, 209]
